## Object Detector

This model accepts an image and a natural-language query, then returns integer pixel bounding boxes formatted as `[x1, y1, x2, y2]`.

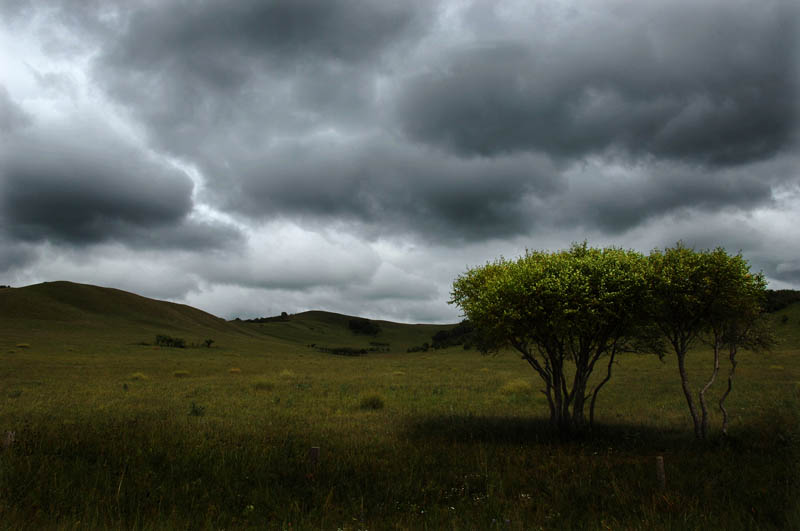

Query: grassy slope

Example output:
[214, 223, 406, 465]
[0, 282, 797, 529]
[0, 281, 452, 354]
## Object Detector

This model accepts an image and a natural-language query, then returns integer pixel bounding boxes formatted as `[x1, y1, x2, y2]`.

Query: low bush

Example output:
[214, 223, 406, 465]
[252, 378, 275, 391]
[359, 393, 385, 410]
[315, 345, 368, 356]
[173, 370, 190, 378]
[349, 318, 381, 336]
[156, 335, 186, 348]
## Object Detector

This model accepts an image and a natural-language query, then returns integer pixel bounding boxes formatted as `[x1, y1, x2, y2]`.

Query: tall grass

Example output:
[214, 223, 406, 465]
[0, 310, 798, 529]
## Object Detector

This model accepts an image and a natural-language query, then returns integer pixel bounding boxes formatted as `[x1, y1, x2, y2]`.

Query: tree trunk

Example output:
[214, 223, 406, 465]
[571, 387, 586, 430]
[677, 352, 702, 439]
[718, 345, 738, 435]
[569, 362, 590, 431]
[589, 348, 617, 427]
[698, 342, 721, 439]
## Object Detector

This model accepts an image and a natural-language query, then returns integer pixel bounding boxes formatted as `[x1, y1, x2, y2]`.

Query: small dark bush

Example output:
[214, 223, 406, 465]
[765, 289, 800, 312]
[315, 345, 368, 356]
[359, 393, 385, 410]
[348, 318, 381, 336]
[243, 312, 291, 323]
[155, 335, 186, 348]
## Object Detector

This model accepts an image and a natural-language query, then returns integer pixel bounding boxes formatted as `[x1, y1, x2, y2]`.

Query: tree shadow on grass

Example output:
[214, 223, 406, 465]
[402, 413, 708, 453]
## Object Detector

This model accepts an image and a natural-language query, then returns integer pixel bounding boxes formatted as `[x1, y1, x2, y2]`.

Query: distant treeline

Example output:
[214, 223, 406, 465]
[311, 342, 390, 356]
[240, 312, 291, 323]
[765, 290, 800, 313]
[408, 320, 484, 352]
[348, 318, 381, 336]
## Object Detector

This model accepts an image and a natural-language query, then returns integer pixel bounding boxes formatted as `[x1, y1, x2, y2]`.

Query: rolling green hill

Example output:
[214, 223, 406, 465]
[0, 281, 229, 331]
[0, 281, 456, 354]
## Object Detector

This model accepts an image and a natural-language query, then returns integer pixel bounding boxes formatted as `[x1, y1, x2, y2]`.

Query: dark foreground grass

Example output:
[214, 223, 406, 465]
[1, 398, 798, 530]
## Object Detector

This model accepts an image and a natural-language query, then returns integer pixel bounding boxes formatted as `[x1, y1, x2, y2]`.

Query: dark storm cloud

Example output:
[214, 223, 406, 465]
[6, 0, 799, 293]
[0, 117, 242, 250]
[396, 1, 798, 165]
[0, 237, 37, 273]
[78, 0, 798, 247]
[95, 0, 429, 135]
[108, 0, 425, 68]
[228, 136, 562, 241]
[558, 157, 793, 233]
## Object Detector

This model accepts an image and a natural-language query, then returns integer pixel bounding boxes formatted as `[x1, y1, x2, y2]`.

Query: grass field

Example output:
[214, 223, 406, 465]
[0, 282, 798, 529]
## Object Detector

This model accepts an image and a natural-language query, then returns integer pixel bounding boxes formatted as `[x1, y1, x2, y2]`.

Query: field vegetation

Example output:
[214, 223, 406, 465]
[0, 281, 798, 529]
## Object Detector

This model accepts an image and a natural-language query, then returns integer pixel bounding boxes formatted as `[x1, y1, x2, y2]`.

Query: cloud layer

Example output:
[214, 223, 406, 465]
[0, 0, 798, 322]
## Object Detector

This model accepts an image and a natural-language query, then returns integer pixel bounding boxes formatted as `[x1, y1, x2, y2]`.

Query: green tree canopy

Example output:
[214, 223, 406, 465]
[648, 244, 771, 439]
[451, 243, 651, 433]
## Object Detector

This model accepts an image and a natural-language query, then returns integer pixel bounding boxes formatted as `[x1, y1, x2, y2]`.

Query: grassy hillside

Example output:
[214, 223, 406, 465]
[0, 281, 231, 331]
[771, 299, 800, 348]
[0, 282, 797, 529]
[239, 310, 454, 353]
[0, 281, 456, 355]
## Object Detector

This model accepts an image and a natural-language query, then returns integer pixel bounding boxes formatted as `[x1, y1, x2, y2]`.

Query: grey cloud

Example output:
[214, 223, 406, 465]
[558, 157, 794, 233]
[109, 0, 426, 67]
[396, 1, 798, 165]
[227, 136, 562, 242]
[0, 237, 38, 273]
[0, 86, 30, 134]
[95, 0, 430, 136]
[0, 117, 241, 251]
[0, 123, 191, 243]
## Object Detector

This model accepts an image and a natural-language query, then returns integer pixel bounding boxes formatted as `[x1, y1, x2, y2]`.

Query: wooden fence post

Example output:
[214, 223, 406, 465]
[308, 446, 320, 468]
[655, 455, 666, 490]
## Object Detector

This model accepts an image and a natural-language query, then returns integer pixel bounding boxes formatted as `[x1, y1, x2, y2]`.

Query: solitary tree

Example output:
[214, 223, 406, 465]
[451, 243, 651, 433]
[647, 244, 770, 439]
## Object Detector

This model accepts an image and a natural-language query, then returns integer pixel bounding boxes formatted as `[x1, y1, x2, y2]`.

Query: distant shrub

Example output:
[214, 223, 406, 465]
[156, 335, 186, 348]
[7, 390, 21, 398]
[349, 318, 381, 336]
[500, 379, 534, 395]
[252, 378, 275, 391]
[765, 289, 800, 312]
[229, 367, 241, 374]
[173, 370, 190, 378]
[407, 343, 429, 353]
[203, 339, 215, 348]
[243, 312, 291, 323]
[188, 402, 205, 416]
[359, 393, 385, 410]
[315, 345, 368, 356]
[130, 372, 149, 381]
[15, 343, 30, 349]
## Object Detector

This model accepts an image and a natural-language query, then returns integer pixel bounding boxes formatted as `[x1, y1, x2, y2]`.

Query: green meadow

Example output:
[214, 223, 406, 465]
[0, 282, 798, 529]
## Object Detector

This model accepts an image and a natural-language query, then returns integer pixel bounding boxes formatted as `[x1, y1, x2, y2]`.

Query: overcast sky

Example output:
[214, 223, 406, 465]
[1, 0, 798, 323]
